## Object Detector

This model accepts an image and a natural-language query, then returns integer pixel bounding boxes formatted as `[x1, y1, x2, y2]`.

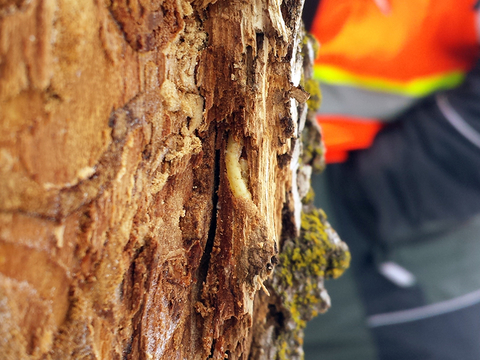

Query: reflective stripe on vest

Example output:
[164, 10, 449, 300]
[314, 65, 466, 98]
[310, 0, 479, 162]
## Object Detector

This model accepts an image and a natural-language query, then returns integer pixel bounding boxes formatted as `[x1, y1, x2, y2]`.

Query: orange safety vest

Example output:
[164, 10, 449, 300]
[311, 0, 479, 163]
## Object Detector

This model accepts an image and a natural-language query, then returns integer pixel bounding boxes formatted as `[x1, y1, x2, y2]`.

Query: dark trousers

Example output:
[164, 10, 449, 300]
[304, 171, 480, 360]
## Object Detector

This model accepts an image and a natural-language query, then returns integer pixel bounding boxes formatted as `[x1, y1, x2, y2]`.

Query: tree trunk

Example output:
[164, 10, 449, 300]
[0, 0, 349, 359]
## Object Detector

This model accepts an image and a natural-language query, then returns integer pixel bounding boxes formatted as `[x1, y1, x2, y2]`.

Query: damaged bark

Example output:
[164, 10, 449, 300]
[0, 0, 349, 359]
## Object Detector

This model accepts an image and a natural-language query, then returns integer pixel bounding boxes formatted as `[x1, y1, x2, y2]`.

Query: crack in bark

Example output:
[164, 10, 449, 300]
[197, 132, 220, 292]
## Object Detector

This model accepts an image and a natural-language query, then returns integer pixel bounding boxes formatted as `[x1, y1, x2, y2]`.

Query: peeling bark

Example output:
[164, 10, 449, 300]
[0, 0, 349, 359]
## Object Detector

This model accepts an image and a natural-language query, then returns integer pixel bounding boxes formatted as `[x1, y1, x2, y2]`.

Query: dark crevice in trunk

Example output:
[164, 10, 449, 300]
[197, 130, 220, 290]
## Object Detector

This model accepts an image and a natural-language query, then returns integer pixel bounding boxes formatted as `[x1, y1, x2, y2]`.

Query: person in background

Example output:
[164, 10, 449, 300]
[302, 1, 480, 359]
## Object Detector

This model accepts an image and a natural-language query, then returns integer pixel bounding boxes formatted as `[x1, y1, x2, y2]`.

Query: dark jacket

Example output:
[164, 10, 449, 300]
[328, 60, 480, 246]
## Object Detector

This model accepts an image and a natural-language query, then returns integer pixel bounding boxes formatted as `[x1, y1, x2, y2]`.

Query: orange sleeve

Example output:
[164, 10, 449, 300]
[318, 116, 384, 163]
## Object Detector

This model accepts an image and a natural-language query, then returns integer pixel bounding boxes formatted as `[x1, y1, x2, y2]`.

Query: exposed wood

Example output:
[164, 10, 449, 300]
[0, 0, 349, 359]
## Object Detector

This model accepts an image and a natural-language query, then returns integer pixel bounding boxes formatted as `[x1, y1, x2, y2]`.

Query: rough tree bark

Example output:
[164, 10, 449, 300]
[0, 0, 349, 359]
